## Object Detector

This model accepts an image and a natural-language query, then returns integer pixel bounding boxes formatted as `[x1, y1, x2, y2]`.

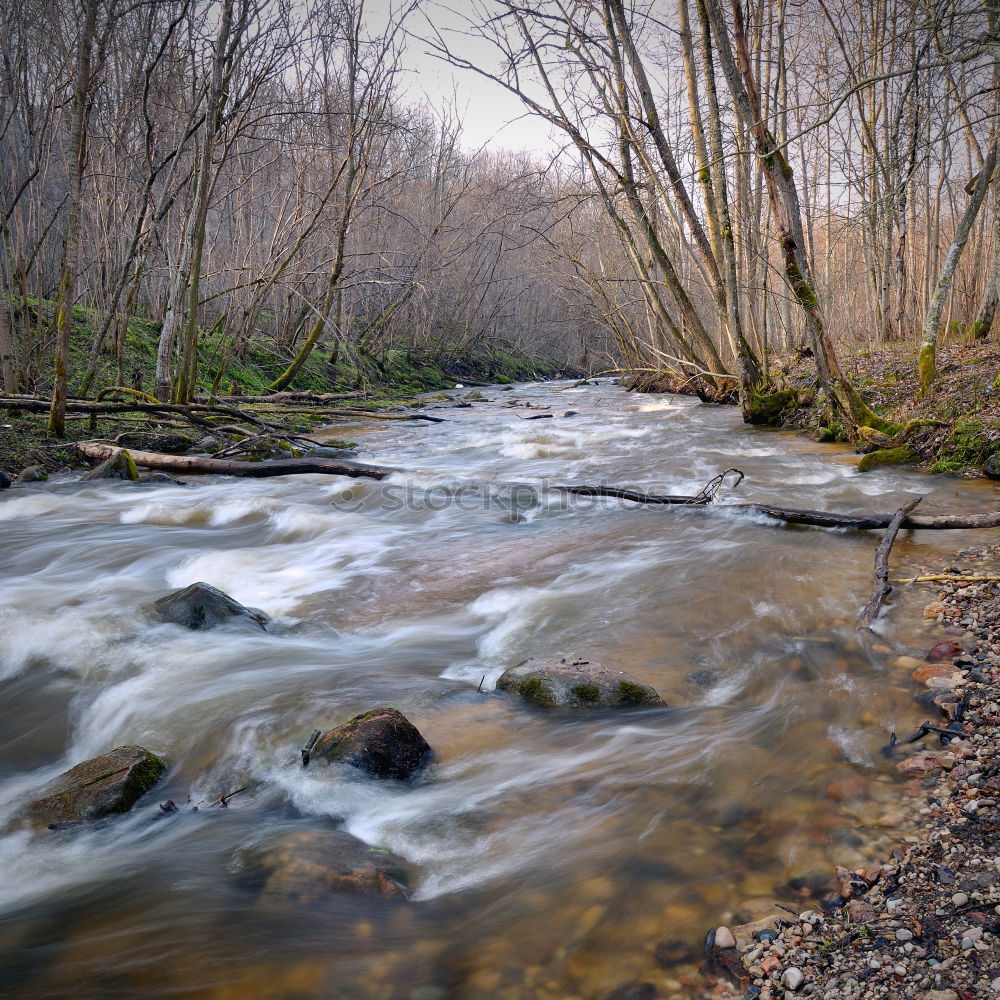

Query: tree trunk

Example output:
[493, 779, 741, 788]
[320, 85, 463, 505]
[919, 140, 998, 392]
[49, 0, 100, 436]
[704, 0, 895, 432]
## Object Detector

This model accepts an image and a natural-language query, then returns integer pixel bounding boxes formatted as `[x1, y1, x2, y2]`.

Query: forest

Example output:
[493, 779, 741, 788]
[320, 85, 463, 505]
[0, 0, 997, 446]
[5, 5, 1000, 999]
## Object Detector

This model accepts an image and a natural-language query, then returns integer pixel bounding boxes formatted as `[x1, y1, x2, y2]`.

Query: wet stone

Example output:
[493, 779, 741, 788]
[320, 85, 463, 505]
[312, 707, 432, 781]
[81, 449, 139, 481]
[150, 581, 269, 631]
[495, 657, 665, 708]
[16, 745, 166, 829]
[246, 829, 410, 903]
[15, 465, 47, 483]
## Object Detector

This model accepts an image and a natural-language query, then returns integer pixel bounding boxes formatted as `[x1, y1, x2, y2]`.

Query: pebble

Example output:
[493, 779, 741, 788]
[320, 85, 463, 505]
[895, 928, 914, 941]
[714, 926, 735, 949]
[952, 892, 969, 906]
[780, 967, 803, 991]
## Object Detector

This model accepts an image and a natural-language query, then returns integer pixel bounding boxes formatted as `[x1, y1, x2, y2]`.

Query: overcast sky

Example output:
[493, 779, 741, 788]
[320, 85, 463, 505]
[371, 1, 558, 153]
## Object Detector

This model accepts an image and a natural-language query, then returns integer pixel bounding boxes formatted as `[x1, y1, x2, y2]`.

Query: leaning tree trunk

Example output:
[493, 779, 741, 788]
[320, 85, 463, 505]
[919, 140, 998, 393]
[704, 0, 896, 433]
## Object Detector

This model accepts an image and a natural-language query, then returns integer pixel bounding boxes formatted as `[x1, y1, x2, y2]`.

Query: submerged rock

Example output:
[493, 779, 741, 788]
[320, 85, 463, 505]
[81, 448, 139, 481]
[247, 829, 410, 902]
[495, 657, 665, 708]
[311, 707, 432, 781]
[17, 745, 166, 829]
[0, 470, 10, 489]
[137, 471, 185, 485]
[151, 582, 269, 631]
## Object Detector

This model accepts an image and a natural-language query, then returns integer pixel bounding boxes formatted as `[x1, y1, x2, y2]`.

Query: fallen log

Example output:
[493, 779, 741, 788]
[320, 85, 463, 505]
[205, 391, 365, 404]
[75, 442, 398, 480]
[320, 408, 446, 423]
[856, 497, 923, 629]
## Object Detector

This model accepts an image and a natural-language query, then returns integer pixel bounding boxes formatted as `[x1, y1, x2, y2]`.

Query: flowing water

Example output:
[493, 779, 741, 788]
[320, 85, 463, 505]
[0, 382, 996, 1000]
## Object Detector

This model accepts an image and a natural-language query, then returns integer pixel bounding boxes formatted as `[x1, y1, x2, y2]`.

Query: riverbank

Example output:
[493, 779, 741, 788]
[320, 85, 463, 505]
[774, 341, 1000, 478]
[702, 543, 1000, 1000]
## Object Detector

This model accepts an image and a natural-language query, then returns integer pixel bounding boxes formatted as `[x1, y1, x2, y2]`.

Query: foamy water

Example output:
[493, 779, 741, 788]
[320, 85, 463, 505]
[0, 381, 996, 999]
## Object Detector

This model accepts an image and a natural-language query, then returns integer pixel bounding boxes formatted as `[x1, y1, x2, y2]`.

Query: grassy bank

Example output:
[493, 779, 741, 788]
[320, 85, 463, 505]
[0, 300, 578, 477]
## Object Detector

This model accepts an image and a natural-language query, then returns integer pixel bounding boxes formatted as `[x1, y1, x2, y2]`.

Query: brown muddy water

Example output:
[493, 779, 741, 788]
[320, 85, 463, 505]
[0, 381, 996, 999]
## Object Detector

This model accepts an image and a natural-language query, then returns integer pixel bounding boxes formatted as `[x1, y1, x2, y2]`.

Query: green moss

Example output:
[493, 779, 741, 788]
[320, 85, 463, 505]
[616, 681, 650, 705]
[128, 751, 167, 799]
[514, 677, 556, 707]
[918, 342, 936, 395]
[746, 388, 798, 426]
[856, 447, 920, 472]
[929, 459, 964, 474]
[932, 418, 1000, 473]
[570, 683, 600, 704]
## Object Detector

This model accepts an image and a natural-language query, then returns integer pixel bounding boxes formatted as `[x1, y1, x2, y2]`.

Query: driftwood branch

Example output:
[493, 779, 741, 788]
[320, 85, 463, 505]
[896, 574, 1000, 584]
[856, 497, 923, 629]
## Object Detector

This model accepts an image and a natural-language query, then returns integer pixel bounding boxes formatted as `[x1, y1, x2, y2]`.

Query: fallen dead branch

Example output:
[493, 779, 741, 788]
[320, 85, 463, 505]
[319, 408, 446, 423]
[206, 391, 365, 404]
[857, 497, 923, 629]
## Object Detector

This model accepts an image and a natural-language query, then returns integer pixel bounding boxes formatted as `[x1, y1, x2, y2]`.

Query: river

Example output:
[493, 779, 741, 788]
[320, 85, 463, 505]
[0, 381, 994, 999]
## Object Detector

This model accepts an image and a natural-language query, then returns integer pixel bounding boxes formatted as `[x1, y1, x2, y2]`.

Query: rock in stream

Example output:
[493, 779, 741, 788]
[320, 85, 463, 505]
[495, 657, 666, 708]
[150, 581, 269, 631]
[16, 745, 166, 829]
[311, 707, 432, 781]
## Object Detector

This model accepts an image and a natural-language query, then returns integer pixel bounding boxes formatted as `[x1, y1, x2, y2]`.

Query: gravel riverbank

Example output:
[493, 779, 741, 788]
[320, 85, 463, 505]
[699, 545, 1000, 1000]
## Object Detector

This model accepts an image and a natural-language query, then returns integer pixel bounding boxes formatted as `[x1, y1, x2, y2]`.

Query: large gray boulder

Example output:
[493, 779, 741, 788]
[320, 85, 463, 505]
[311, 707, 432, 781]
[151, 582, 269, 631]
[496, 657, 666, 708]
[246, 829, 410, 903]
[17, 745, 166, 829]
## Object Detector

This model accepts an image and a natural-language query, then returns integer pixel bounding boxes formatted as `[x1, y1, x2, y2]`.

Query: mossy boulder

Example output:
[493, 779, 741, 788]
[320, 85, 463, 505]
[495, 657, 665, 708]
[16, 465, 47, 483]
[16, 746, 166, 829]
[246, 829, 410, 903]
[81, 448, 139, 481]
[311, 707, 432, 781]
[856, 447, 920, 473]
[150, 581, 269, 631]
[746, 389, 798, 426]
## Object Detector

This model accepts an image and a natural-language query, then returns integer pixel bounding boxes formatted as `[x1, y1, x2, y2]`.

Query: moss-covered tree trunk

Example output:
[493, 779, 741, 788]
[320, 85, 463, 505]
[704, 0, 895, 433]
[919, 140, 997, 393]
